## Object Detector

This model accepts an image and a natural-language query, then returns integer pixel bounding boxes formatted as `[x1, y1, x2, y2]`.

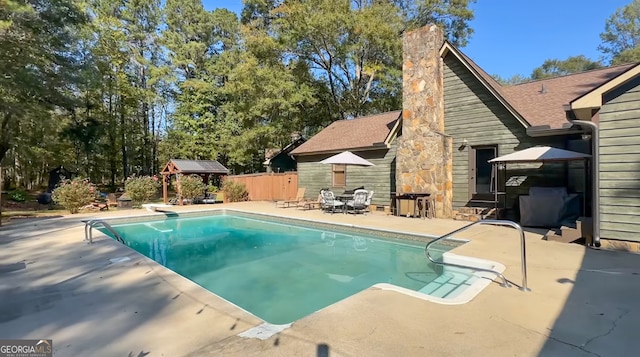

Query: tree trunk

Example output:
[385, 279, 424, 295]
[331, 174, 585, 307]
[120, 96, 129, 179]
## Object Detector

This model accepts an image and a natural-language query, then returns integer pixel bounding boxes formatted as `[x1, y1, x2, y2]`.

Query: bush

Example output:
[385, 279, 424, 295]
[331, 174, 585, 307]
[179, 175, 206, 204]
[8, 189, 28, 202]
[222, 180, 249, 202]
[51, 178, 95, 214]
[124, 175, 161, 207]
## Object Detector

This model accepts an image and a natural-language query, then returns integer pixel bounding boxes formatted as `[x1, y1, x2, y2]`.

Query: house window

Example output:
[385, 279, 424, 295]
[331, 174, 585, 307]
[332, 164, 346, 187]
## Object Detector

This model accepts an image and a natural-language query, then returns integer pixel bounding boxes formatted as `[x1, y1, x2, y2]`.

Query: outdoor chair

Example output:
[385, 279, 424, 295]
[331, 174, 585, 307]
[320, 190, 344, 214]
[345, 189, 368, 214]
[297, 193, 322, 210]
[276, 188, 306, 208]
[364, 190, 375, 212]
[106, 193, 118, 207]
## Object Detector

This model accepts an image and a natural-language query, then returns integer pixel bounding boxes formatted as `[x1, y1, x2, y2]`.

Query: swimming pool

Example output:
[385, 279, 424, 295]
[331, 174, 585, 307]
[99, 211, 501, 324]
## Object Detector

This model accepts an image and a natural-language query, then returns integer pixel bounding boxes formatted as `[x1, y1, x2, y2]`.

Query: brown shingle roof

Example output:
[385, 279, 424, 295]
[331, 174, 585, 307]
[502, 64, 635, 128]
[447, 42, 637, 129]
[291, 111, 401, 155]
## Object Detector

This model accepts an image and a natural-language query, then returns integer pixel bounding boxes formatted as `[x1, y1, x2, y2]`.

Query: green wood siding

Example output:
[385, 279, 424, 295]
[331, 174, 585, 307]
[599, 78, 640, 242]
[295, 141, 397, 207]
[443, 55, 567, 212]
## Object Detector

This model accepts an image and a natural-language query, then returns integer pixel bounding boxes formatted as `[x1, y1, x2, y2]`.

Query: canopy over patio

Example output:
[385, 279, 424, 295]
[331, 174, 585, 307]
[489, 146, 591, 163]
[161, 159, 229, 204]
[488, 146, 591, 223]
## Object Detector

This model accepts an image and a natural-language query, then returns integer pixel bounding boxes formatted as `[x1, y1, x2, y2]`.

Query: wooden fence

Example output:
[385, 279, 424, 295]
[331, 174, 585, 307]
[225, 172, 298, 201]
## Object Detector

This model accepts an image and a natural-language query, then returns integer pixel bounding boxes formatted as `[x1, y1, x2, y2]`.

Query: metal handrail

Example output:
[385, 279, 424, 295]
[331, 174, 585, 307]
[84, 219, 126, 245]
[425, 219, 530, 292]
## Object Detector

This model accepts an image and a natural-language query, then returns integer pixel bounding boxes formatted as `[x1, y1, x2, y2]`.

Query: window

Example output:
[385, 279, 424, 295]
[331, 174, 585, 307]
[332, 164, 346, 187]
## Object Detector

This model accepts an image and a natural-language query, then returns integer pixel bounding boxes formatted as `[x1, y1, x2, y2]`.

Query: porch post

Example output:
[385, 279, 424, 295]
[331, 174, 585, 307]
[177, 173, 183, 205]
[162, 173, 168, 204]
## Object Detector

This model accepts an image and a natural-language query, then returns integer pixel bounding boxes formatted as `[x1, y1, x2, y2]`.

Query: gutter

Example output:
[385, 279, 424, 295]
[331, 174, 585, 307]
[567, 118, 601, 247]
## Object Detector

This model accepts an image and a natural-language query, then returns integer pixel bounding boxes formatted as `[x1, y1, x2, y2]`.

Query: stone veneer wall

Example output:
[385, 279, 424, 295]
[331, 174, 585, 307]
[397, 25, 453, 218]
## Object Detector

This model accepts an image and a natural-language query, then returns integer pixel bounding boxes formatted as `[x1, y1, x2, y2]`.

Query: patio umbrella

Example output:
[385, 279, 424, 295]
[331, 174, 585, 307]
[488, 146, 591, 163]
[320, 151, 375, 166]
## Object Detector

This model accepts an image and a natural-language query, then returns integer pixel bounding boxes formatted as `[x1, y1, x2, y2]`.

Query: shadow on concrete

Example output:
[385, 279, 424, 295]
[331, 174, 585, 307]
[538, 247, 639, 356]
[0, 227, 248, 356]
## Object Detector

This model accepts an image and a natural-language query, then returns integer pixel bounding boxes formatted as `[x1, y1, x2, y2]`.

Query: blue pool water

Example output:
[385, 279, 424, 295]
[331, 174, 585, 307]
[103, 213, 453, 324]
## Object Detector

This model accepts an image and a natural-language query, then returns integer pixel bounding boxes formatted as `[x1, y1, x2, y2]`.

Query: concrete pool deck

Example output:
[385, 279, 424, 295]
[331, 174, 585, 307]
[0, 202, 638, 356]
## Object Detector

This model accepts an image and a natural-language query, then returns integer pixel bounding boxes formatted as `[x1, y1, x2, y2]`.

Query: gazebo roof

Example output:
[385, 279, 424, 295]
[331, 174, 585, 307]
[162, 159, 229, 175]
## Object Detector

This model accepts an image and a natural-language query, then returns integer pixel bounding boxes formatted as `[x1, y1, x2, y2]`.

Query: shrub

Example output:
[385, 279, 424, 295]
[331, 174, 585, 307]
[124, 175, 161, 207]
[51, 178, 95, 214]
[179, 175, 206, 204]
[221, 180, 249, 202]
[8, 189, 28, 202]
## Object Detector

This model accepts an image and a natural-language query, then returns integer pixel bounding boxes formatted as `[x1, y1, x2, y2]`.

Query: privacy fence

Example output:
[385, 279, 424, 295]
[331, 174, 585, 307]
[225, 172, 298, 201]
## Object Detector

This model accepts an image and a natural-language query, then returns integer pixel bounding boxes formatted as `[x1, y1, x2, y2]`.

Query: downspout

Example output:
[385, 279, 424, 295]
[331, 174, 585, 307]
[568, 119, 601, 247]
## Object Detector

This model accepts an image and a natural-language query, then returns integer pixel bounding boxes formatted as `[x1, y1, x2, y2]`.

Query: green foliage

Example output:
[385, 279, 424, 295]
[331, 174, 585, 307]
[179, 175, 207, 203]
[0, 0, 87, 165]
[207, 184, 219, 193]
[272, 0, 404, 119]
[531, 56, 603, 80]
[52, 178, 95, 214]
[599, 0, 640, 64]
[8, 189, 27, 202]
[221, 180, 249, 202]
[396, 0, 476, 47]
[124, 175, 161, 206]
[492, 73, 530, 86]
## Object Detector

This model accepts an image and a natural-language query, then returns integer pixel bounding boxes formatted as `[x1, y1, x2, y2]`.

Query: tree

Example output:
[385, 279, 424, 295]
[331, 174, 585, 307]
[0, 0, 86, 165]
[492, 73, 529, 86]
[394, 0, 476, 47]
[599, 0, 640, 64]
[271, 0, 404, 120]
[531, 56, 603, 80]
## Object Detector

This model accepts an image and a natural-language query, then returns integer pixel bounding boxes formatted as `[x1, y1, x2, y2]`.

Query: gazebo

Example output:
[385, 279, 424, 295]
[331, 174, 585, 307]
[161, 159, 229, 204]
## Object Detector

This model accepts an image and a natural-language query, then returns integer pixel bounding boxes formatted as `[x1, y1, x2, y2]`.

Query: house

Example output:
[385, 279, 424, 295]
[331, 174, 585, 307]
[290, 111, 402, 207]
[263, 133, 307, 173]
[295, 24, 640, 246]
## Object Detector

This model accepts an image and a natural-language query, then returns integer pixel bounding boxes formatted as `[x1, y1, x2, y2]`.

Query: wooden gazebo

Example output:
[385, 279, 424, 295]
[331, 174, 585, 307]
[161, 159, 229, 204]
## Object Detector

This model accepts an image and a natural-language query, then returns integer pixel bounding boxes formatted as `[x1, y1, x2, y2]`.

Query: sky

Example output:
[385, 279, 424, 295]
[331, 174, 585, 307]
[205, 0, 632, 78]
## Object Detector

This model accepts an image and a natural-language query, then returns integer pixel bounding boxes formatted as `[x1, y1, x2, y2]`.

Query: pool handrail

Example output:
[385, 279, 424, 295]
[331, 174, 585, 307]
[84, 219, 126, 245]
[425, 219, 530, 292]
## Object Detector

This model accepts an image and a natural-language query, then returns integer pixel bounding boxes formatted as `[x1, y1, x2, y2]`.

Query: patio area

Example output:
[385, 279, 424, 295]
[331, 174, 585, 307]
[0, 202, 638, 356]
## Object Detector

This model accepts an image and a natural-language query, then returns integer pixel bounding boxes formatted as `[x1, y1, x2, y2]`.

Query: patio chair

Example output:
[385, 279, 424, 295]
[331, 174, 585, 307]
[320, 190, 344, 214]
[364, 190, 374, 212]
[297, 193, 322, 210]
[106, 193, 118, 207]
[345, 189, 368, 214]
[276, 188, 306, 208]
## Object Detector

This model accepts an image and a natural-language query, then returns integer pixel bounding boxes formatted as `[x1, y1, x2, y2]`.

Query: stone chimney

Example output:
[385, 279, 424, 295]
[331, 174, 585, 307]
[397, 25, 453, 218]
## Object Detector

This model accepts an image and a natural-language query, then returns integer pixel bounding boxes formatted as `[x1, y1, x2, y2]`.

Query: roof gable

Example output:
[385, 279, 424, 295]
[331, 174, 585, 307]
[441, 42, 639, 129]
[440, 42, 531, 128]
[291, 111, 401, 155]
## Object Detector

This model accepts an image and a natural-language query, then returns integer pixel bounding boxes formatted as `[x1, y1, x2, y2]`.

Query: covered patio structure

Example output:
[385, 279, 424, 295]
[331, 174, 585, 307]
[489, 146, 591, 226]
[161, 159, 229, 204]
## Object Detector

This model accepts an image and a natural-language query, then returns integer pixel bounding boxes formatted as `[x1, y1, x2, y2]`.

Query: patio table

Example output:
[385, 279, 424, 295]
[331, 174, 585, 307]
[335, 194, 353, 214]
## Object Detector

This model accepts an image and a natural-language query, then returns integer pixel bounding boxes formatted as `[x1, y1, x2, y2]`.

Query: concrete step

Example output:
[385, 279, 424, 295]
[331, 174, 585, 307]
[419, 270, 478, 299]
